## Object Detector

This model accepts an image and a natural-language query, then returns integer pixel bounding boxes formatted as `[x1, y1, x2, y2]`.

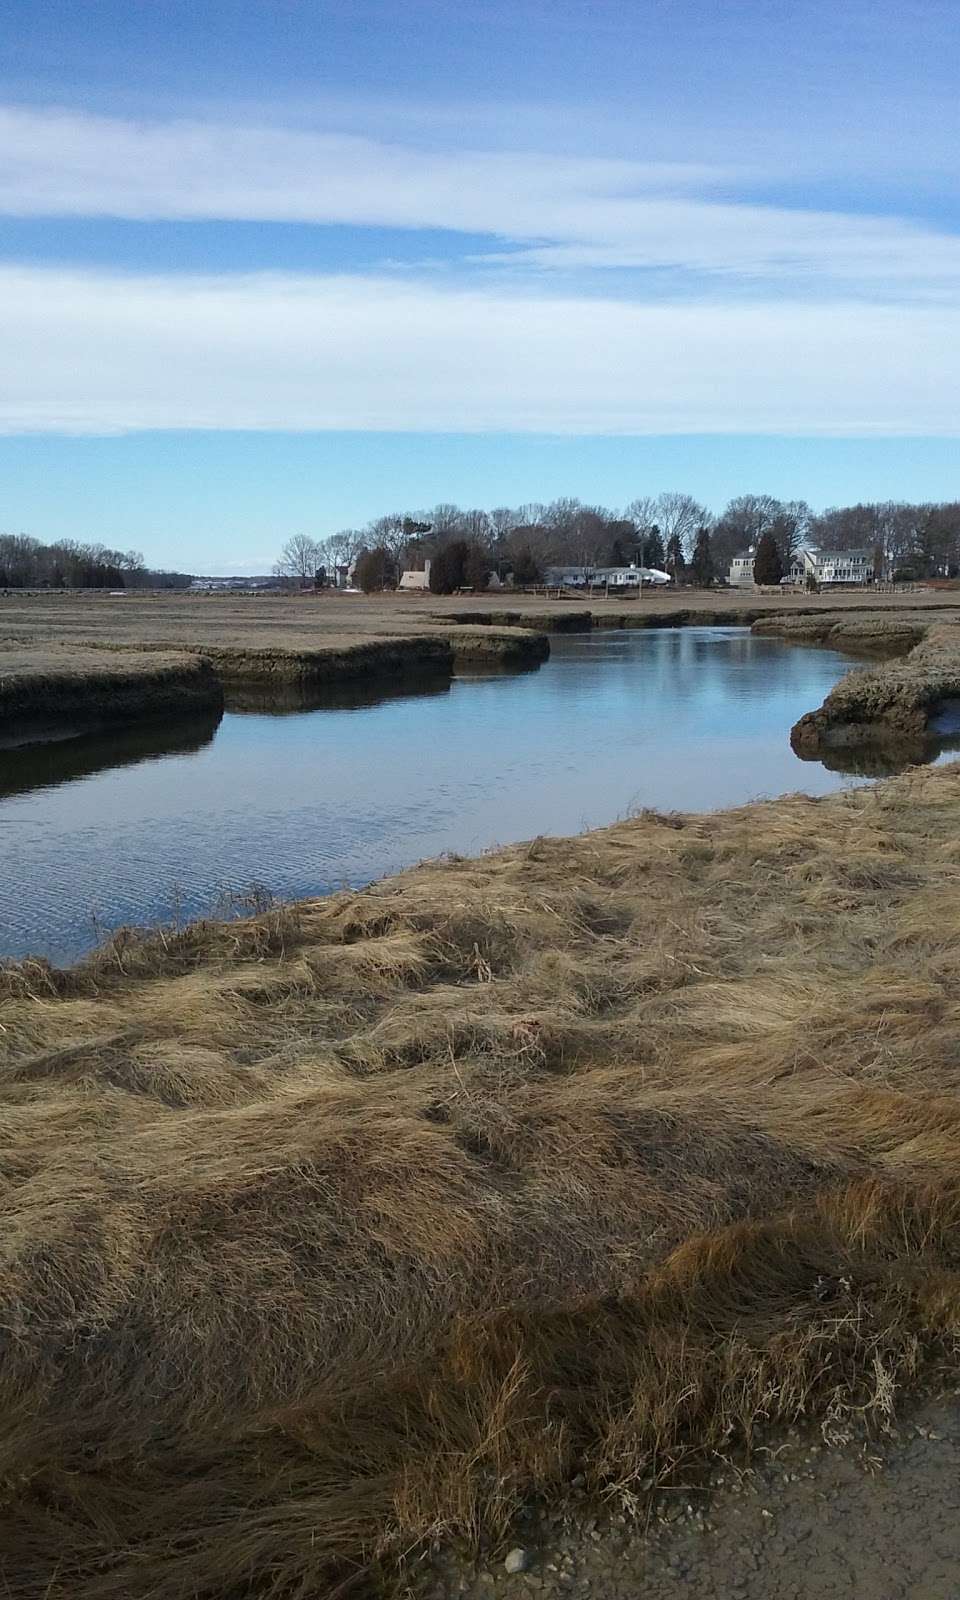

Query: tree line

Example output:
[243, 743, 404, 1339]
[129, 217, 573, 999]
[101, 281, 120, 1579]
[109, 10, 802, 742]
[275, 493, 960, 593]
[0, 534, 192, 590]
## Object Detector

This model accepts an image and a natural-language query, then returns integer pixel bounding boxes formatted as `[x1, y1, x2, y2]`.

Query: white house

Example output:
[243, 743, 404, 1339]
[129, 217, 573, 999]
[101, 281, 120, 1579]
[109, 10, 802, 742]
[728, 549, 756, 587]
[812, 548, 874, 586]
[731, 545, 875, 589]
[787, 547, 874, 587]
[544, 564, 672, 589]
[786, 547, 819, 586]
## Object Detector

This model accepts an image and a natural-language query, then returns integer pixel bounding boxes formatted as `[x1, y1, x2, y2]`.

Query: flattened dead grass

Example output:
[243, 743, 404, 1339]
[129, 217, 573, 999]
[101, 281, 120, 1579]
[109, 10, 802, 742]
[4, 766, 960, 1596]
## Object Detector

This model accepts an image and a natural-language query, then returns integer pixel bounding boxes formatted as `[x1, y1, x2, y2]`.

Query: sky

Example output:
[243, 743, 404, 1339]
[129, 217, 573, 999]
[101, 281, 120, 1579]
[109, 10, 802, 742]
[0, 0, 958, 572]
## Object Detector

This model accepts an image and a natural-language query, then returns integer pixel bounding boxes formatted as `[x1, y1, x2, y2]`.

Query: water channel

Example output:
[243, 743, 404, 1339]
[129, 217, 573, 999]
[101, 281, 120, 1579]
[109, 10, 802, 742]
[0, 626, 882, 964]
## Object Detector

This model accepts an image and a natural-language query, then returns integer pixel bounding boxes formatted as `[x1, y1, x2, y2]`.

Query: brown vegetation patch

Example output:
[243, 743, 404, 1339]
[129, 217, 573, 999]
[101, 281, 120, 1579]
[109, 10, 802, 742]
[4, 767, 960, 1594]
[0, 644, 223, 730]
[776, 619, 960, 757]
[752, 610, 930, 655]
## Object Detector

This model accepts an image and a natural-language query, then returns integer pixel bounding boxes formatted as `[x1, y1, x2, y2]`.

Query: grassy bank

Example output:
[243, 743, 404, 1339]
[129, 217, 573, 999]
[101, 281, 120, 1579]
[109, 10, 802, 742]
[4, 765, 960, 1596]
[0, 646, 223, 738]
[752, 610, 931, 654]
[0, 624, 546, 736]
[190, 626, 547, 682]
[753, 612, 960, 761]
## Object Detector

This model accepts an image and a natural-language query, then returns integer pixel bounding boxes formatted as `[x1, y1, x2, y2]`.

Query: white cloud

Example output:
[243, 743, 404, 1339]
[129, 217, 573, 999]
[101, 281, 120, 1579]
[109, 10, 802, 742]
[1, 265, 958, 437]
[0, 105, 723, 223]
[2, 106, 960, 299]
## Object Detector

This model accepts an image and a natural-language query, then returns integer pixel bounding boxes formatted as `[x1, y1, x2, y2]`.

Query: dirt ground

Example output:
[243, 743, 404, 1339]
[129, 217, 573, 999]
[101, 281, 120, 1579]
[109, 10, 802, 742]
[423, 1393, 960, 1600]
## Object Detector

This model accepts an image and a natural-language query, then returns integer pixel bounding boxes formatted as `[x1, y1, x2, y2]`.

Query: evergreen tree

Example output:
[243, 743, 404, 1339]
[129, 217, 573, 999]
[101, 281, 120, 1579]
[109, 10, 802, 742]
[464, 542, 491, 592]
[429, 539, 472, 594]
[641, 526, 666, 570]
[354, 546, 396, 592]
[510, 547, 542, 586]
[752, 530, 783, 586]
[690, 527, 715, 587]
[665, 533, 686, 583]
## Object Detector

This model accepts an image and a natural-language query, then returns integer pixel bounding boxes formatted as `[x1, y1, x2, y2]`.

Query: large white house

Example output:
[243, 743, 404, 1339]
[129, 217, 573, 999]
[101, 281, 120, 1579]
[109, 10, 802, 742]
[729, 545, 875, 589]
[787, 547, 874, 587]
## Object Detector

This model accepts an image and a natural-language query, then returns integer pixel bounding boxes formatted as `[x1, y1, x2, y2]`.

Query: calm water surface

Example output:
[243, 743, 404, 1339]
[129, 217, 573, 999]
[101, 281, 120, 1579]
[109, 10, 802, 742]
[1, 627, 863, 964]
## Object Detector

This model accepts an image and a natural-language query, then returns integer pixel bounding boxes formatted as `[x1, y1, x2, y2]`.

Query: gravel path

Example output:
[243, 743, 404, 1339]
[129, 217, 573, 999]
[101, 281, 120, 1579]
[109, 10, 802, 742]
[420, 1394, 960, 1600]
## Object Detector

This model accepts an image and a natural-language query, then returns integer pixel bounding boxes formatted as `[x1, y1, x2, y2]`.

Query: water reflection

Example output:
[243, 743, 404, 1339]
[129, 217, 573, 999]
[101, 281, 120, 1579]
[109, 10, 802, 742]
[0, 627, 867, 966]
[0, 712, 222, 800]
[223, 671, 453, 716]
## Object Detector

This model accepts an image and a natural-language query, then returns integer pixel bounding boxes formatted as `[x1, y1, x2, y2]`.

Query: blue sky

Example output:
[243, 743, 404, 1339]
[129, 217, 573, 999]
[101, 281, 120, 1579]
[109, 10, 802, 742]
[0, 0, 958, 571]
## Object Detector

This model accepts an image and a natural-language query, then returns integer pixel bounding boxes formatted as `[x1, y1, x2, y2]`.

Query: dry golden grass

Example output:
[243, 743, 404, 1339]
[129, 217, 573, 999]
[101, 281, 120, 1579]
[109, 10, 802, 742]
[0, 598, 549, 695]
[3, 586, 958, 657]
[4, 766, 960, 1595]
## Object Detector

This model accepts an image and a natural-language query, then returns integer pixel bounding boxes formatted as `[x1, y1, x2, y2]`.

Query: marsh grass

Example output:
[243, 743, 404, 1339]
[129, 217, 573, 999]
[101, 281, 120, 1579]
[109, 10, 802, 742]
[4, 766, 960, 1593]
[752, 611, 960, 759]
[0, 644, 223, 721]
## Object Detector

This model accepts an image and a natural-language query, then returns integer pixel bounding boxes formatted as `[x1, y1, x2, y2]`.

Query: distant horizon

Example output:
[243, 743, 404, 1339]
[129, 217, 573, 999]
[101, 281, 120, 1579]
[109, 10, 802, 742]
[3, 433, 960, 573]
[5, 475, 957, 582]
[0, 1, 957, 567]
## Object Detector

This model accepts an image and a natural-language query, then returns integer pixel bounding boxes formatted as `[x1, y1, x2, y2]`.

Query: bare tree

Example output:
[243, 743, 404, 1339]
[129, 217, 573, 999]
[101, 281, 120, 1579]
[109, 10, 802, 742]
[365, 514, 410, 567]
[426, 504, 467, 540]
[623, 496, 658, 534]
[810, 503, 885, 552]
[458, 508, 493, 544]
[652, 493, 708, 556]
[316, 530, 362, 584]
[273, 534, 322, 585]
[715, 495, 809, 568]
[809, 500, 960, 576]
[488, 507, 517, 541]
[567, 507, 610, 566]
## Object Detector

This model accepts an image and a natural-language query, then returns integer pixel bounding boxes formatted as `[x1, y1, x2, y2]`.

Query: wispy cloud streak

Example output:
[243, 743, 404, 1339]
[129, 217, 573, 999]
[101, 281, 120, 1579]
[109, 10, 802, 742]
[2, 106, 960, 300]
[2, 266, 958, 436]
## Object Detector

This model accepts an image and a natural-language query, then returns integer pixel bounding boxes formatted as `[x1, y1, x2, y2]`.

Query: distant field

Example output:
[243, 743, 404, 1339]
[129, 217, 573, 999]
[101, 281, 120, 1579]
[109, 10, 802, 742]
[2, 584, 959, 662]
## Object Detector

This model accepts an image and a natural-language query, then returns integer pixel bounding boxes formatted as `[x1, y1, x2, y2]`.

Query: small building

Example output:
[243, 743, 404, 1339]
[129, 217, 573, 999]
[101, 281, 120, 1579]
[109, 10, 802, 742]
[728, 549, 756, 587]
[786, 547, 819, 586]
[544, 565, 590, 588]
[399, 559, 432, 591]
[544, 564, 672, 589]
